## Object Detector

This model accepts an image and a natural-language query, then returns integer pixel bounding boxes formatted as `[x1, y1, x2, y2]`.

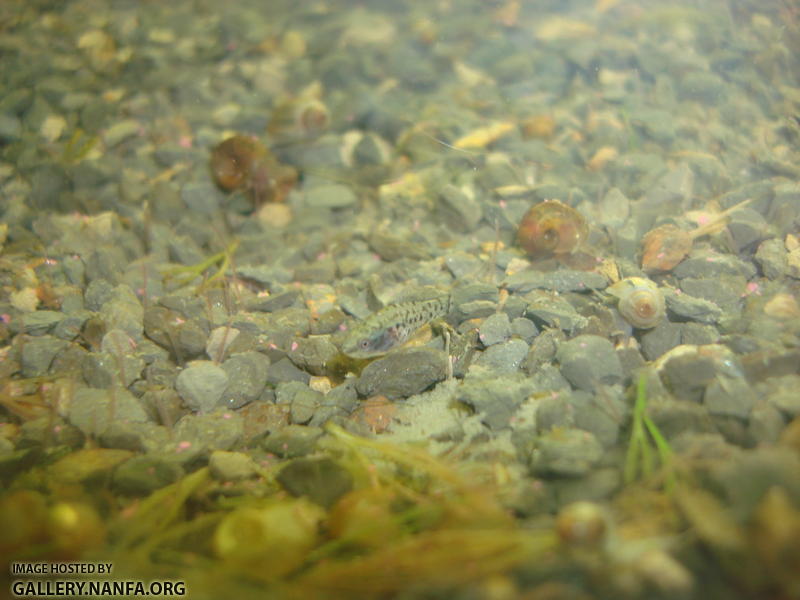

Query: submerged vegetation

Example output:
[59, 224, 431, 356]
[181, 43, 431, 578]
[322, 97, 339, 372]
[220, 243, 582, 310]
[623, 372, 676, 492]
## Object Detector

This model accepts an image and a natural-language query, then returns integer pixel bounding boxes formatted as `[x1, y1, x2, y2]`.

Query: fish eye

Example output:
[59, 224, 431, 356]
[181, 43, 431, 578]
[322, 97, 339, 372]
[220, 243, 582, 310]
[359, 339, 370, 349]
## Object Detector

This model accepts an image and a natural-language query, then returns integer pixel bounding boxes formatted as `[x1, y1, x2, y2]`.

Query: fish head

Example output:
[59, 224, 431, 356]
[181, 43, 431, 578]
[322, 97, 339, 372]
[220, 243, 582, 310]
[342, 323, 401, 358]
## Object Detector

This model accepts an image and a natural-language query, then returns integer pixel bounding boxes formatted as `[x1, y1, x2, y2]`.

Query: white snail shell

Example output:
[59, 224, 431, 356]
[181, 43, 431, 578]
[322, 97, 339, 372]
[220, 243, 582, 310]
[607, 277, 665, 329]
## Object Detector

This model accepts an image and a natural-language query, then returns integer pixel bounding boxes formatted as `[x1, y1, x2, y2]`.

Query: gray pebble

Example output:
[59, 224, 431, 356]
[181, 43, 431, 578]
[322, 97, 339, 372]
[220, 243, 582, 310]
[510, 317, 538, 343]
[176, 361, 229, 412]
[673, 252, 757, 280]
[262, 425, 323, 458]
[276, 456, 353, 508]
[647, 399, 716, 440]
[171, 410, 244, 458]
[113, 456, 184, 495]
[82, 351, 144, 388]
[21, 310, 62, 335]
[525, 294, 587, 334]
[209, 450, 258, 481]
[68, 387, 150, 436]
[704, 376, 755, 420]
[99, 284, 144, 341]
[457, 376, 536, 431]
[290, 388, 323, 425]
[727, 209, 769, 251]
[84, 278, 115, 311]
[444, 251, 485, 279]
[505, 270, 607, 294]
[473, 338, 529, 374]
[664, 288, 723, 324]
[596, 188, 630, 229]
[555, 468, 621, 505]
[304, 183, 357, 209]
[639, 320, 682, 361]
[356, 347, 447, 399]
[267, 357, 311, 385]
[754, 238, 788, 279]
[679, 278, 741, 315]
[530, 428, 604, 477]
[680, 323, 720, 346]
[747, 404, 786, 445]
[220, 352, 270, 409]
[180, 182, 222, 217]
[556, 335, 623, 391]
[438, 184, 482, 233]
[288, 335, 339, 376]
[98, 421, 171, 453]
[478, 313, 512, 347]
[0, 113, 22, 142]
[21, 335, 69, 377]
[451, 282, 498, 307]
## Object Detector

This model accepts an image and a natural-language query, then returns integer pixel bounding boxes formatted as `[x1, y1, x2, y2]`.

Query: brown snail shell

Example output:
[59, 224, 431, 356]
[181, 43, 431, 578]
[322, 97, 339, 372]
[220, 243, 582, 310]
[607, 276, 665, 329]
[210, 135, 267, 192]
[516, 199, 588, 258]
[556, 501, 608, 547]
[210, 134, 297, 206]
[640, 224, 693, 273]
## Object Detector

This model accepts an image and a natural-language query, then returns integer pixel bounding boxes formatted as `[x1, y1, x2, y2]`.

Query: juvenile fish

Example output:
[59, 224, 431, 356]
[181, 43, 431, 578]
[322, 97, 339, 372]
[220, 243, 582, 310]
[342, 295, 452, 358]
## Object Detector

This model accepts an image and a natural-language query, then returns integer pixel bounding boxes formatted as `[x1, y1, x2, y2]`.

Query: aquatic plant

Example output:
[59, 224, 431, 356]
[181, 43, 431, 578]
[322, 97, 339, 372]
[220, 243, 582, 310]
[161, 239, 239, 293]
[624, 372, 676, 492]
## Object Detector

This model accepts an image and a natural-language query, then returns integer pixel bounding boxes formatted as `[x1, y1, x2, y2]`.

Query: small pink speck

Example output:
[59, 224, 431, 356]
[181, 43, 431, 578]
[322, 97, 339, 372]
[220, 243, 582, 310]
[338, 323, 348, 332]
[176, 441, 192, 452]
[706, 257, 716, 262]
[291, 341, 299, 351]
[281, 443, 289, 450]
[696, 215, 710, 225]
[44, 258, 58, 266]
[498, 199, 507, 209]
[173, 317, 185, 325]
[268, 343, 278, 350]
[0, 314, 10, 324]
[656, 252, 666, 259]
[746, 282, 760, 293]
[222, 412, 232, 419]
[53, 425, 62, 433]
[316, 252, 328, 260]
[178, 135, 193, 148]
[579, 342, 587, 348]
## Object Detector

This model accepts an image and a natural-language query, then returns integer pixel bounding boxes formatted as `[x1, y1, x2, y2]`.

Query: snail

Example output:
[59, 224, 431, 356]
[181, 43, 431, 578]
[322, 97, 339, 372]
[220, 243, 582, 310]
[555, 501, 609, 547]
[210, 135, 297, 207]
[640, 198, 752, 273]
[516, 199, 588, 258]
[607, 276, 665, 329]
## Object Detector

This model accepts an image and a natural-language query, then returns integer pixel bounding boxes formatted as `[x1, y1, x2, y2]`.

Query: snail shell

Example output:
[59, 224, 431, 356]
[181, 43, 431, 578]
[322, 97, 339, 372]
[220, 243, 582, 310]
[516, 199, 588, 258]
[210, 135, 268, 192]
[555, 501, 608, 547]
[640, 224, 693, 273]
[607, 276, 665, 329]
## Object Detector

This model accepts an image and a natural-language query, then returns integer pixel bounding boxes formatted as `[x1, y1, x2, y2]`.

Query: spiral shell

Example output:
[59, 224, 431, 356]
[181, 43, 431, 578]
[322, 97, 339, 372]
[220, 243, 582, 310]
[640, 224, 693, 273]
[210, 135, 267, 192]
[210, 134, 297, 206]
[607, 276, 665, 329]
[516, 199, 588, 258]
[555, 501, 609, 547]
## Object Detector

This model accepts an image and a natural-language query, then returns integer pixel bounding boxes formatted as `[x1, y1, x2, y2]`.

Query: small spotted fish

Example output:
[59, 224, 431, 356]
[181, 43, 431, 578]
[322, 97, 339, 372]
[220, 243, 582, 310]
[342, 294, 452, 358]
